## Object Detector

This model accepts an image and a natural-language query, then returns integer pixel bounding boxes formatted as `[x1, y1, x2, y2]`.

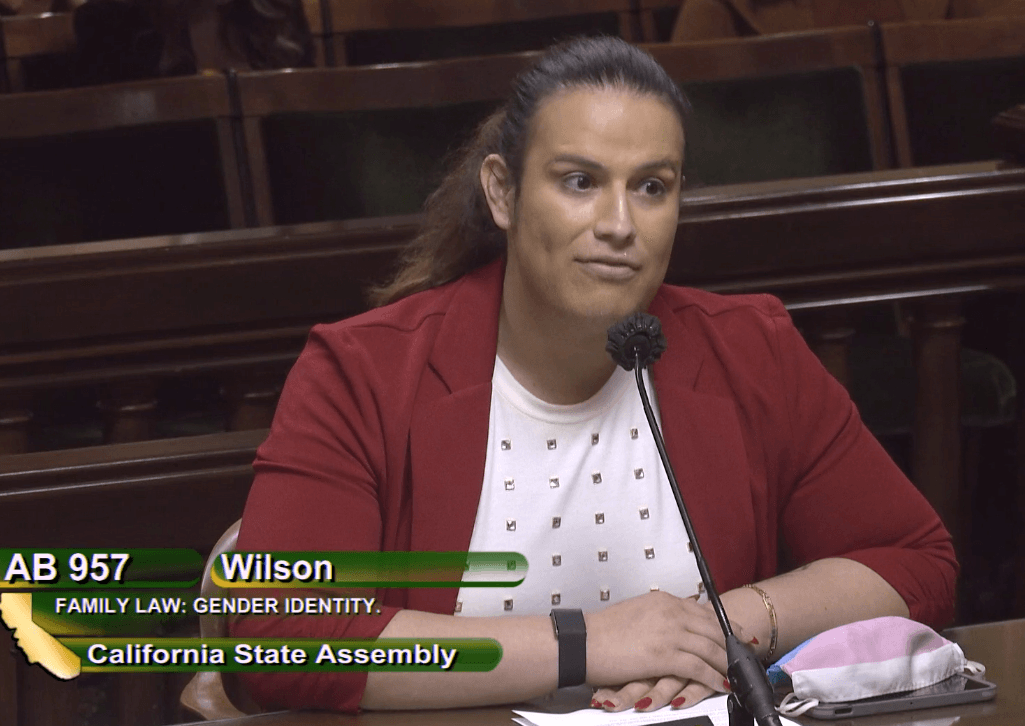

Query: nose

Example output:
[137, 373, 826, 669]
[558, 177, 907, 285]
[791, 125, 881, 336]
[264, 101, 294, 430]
[594, 186, 636, 246]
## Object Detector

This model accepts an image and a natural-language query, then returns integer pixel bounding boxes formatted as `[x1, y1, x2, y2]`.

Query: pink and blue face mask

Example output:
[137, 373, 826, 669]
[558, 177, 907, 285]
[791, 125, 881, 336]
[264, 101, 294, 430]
[766, 616, 984, 716]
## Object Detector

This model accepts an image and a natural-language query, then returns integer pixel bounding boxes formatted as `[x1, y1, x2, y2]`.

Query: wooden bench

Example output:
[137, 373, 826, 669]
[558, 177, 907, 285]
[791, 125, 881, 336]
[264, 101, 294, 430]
[0, 11, 74, 92]
[880, 16, 1025, 168]
[0, 73, 248, 248]
[0, 428, 266, 726]
[637, 0, 684, 42]
[995, 103, 1025, 164]
[0, 216, 411, 454]
[0, 428, 264, 545]
[644, 26, 892, 180]
[233, 27, 893, 228]
[323, 0, 639, 65]
[301, 0, 330, 66]
[3, 161, 1024, 537]
[2, 160, 1025, 723]
[233, 53, 530, 226]
[2, 158, 1024, 722]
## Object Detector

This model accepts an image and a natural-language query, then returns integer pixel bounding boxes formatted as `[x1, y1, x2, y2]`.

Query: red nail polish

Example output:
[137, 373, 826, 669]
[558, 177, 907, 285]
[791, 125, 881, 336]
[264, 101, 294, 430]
[634, 697, 653, 710]
[671, 697, 687, 708]
[603, 700, 616, 709]
[750, 636, 759, 645]
[723, 679, 732, 691]
[590, 699, 602, 708]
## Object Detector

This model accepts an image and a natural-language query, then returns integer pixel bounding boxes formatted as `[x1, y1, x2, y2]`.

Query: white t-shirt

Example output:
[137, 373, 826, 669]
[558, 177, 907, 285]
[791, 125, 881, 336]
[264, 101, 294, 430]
[454, 357, 704, 616]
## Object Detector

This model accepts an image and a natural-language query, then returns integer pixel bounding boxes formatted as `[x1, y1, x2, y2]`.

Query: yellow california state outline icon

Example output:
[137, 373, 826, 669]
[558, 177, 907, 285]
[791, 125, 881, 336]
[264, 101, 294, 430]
[0, 593, 81, 679]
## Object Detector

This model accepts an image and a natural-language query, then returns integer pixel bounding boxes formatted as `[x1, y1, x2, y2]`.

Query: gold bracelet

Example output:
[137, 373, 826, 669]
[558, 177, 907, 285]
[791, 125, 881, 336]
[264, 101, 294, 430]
[743, 583, 778, 663]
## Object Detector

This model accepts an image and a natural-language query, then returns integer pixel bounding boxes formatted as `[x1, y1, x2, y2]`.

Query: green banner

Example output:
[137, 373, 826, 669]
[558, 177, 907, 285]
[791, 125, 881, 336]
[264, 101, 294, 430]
[0, 550, 201, 589]
[59, 638, 501, 673]
[212, 551, 528, 588]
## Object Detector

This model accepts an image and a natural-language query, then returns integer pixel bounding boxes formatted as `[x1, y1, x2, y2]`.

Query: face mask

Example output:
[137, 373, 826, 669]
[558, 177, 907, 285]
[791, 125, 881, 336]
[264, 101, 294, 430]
[766, 616, 984, 716]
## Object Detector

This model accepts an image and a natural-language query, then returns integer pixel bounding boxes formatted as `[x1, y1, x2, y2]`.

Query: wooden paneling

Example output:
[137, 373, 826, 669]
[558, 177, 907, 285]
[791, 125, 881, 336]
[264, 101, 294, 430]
[880, 17, 1025, 167]
[0, 74, 248, 248]
[328, 0, 635, 31]
[0, 428, 265, 726]
[0, 428, 265, 546]
[0, 12, 74, 92]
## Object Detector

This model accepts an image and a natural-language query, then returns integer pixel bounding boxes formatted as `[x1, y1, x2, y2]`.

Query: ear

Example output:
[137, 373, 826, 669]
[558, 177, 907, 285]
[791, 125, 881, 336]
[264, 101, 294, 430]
[480, 153, 514, 231]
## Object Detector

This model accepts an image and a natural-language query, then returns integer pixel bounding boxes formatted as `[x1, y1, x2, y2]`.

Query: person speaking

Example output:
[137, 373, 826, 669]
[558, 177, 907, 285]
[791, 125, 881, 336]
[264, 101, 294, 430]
[232, 35, 956, 714]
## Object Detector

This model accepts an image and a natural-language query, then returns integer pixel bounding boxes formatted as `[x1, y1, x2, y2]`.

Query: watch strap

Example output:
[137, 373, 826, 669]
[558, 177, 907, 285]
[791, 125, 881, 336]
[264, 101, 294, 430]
[550, 608, 587, 688]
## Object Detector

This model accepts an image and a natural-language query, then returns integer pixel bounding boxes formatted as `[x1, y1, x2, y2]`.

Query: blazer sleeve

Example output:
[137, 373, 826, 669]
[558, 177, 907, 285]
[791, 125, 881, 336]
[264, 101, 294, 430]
[768, 302, 958, 628]
[230, 326, 402, 713]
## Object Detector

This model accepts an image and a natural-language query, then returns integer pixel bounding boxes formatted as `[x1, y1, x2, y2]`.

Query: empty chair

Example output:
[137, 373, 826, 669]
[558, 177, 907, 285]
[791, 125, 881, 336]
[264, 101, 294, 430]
[0, 11, 75, 91]
[881, 16, 1025, 167]
[323, 0, 638, 65]
[235, 53, 534, 224]
[0, 73, 247, 248]
[647, 26, 892, 184]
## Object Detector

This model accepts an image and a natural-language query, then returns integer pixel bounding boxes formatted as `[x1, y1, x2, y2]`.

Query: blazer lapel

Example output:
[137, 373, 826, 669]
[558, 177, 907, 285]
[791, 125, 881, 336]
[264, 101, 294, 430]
[649, 291, 760, 591]
[655, 382, 760, 592]
[407, 261, 503, 614]
[406, 275, 760, 614]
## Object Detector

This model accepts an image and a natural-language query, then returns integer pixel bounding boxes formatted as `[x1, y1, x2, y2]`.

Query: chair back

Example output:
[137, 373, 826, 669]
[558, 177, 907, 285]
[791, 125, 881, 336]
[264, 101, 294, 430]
[647, 27, 891, 184]
[881, 16, 1025, 167]
[0, 12, 76, 92]
[235, 53, 533, 225]
[180, 519, 257, 720]
[637, 0, 684, 42]
[326, 0, 637, 65]
[0, 73, 246, 249]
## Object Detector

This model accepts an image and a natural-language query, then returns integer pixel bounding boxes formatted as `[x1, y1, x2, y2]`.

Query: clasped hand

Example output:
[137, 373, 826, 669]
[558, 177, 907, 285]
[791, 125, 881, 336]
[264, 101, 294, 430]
[585, 590, 748, 712]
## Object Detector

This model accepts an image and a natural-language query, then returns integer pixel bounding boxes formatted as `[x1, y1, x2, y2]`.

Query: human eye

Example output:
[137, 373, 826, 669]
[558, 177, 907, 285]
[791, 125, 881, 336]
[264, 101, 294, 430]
[640, 178, 668, 197]
[562, 172, 594, 192]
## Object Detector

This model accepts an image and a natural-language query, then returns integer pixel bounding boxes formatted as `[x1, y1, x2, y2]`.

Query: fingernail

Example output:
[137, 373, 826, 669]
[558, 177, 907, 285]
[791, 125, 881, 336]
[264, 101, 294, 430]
[671, 697, 687, 708]
[590, 699, 602, 708]
[603, 700, 616, 709]
[634, 697, 653, 710]
[723, 679, 732, 691]
[750, 636, 759, 645]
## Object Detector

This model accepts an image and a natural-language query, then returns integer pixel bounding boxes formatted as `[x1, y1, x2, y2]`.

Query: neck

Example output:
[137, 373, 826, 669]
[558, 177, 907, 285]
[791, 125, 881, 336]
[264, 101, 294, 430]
[496, 287, 620, 406]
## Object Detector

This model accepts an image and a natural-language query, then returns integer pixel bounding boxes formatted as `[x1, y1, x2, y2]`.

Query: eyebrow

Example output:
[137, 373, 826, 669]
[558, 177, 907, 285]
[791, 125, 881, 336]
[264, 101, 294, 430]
[549, 154, 680, 174]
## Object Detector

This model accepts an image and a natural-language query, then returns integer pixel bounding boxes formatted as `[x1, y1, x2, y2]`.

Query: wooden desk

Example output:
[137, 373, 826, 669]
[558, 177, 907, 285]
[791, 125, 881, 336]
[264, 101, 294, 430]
[169, 619, 1025, 725]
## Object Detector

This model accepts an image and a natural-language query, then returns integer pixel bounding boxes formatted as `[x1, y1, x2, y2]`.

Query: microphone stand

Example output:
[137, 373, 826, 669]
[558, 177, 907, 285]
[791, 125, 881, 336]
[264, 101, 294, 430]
[607, 314, 781, 726]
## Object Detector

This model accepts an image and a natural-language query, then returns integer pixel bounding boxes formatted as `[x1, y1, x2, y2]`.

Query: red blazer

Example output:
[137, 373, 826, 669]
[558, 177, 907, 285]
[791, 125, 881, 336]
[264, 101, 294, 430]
[234, 259, 956, 712]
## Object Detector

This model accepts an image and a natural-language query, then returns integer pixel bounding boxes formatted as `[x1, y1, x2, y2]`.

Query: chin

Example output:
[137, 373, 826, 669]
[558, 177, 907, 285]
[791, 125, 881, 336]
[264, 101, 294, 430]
[577, 300, 644, 326]
[557, 282, 657, 328]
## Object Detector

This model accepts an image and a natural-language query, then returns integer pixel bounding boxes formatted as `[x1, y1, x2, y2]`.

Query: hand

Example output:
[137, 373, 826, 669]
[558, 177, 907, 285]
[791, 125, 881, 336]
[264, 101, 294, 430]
[592, 676, 717, 712]
[584, 591, 747, 694]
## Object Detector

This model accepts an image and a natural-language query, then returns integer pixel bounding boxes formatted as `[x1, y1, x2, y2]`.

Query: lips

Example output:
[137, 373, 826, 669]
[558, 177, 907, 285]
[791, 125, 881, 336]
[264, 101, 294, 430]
[577, 258, 639, 281]
[577, 256, 640, 270]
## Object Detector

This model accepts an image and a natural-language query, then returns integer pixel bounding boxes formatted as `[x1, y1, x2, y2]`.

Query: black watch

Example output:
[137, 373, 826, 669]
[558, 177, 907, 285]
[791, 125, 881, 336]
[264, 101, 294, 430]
[550, 608, 587, 688]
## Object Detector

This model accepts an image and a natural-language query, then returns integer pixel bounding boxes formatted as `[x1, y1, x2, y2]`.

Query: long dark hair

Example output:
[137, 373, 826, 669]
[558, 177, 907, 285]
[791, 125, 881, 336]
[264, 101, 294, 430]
[368, 36, 690, 307]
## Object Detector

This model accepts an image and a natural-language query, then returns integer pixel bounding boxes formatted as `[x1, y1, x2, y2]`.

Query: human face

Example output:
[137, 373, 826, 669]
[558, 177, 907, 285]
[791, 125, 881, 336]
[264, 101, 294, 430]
[493, 87, 684, 331]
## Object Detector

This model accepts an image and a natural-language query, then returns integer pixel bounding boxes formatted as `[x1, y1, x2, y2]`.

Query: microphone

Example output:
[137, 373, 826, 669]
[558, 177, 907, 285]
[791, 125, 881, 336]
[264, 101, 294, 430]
[606, 313, 782, 726]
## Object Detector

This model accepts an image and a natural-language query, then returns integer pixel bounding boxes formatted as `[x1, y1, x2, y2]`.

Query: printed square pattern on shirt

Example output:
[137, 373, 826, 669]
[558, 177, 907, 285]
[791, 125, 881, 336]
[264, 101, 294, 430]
[455, 361, 702, 617]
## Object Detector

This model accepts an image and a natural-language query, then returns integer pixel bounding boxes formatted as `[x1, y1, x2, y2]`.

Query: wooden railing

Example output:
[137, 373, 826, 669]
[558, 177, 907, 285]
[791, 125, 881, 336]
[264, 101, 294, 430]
[3, 161, 1025, 725]
[3, 160, 1023, 528]
[0, 429, 266, 726]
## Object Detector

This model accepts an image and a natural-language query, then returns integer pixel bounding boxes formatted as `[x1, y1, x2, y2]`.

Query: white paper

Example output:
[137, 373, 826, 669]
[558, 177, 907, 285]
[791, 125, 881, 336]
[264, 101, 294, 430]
[514, 694, 802, 726]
